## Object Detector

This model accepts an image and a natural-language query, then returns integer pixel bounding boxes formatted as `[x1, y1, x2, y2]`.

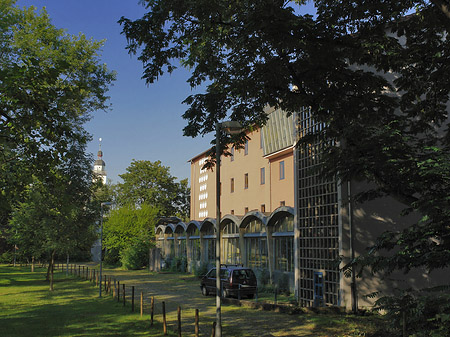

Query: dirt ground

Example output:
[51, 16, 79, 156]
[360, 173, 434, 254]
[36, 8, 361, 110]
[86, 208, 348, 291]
[78, 263, 381, 337]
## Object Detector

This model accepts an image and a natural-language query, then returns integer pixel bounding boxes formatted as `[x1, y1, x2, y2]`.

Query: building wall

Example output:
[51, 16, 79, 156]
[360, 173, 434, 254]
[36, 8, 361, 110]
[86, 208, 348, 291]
[190, 126, 295, 221]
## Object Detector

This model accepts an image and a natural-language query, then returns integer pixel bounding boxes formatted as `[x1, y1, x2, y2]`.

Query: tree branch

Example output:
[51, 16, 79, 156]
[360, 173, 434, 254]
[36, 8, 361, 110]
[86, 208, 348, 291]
[430, 0, 450, 19]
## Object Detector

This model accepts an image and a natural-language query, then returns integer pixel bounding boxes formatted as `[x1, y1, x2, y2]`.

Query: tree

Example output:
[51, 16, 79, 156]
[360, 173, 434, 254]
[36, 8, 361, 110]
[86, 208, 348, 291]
[9, 142, 98, 290]
[120, 1, 449, 282]
[116, 160, 190, 219]
[103, 203, 159, 267]
[0, 1, 115, 262]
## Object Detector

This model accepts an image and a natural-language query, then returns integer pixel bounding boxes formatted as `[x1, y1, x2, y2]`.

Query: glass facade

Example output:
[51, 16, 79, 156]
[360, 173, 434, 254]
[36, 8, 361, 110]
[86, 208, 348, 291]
[296, 108, 340, 307]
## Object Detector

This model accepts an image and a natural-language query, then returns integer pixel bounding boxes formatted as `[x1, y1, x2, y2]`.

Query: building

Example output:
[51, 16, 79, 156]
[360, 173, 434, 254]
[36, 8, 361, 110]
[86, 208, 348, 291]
[91, 139, 107, 261]
[155, 107, 447, 310]
[93, 139, 107, 185]
[190, 107, 295, 220]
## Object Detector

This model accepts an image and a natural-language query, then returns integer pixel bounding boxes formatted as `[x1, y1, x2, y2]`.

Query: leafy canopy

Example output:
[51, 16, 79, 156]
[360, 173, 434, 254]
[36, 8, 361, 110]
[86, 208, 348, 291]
[116, 159, 190, 219]
[120, 0, 450, 275]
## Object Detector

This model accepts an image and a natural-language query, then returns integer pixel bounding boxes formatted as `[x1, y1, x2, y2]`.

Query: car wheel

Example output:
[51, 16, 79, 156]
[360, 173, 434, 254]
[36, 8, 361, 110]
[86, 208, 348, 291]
[201, 286, 209, 296]
[221, 288, 228, 298]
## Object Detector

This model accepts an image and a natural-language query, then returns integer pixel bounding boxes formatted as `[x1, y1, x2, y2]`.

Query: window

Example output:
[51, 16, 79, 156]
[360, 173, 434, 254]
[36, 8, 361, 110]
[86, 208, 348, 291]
[244, 207, 249, 214]
[260, 167, 265, 185]
[231, 178, 234, 193]
[260, 131, 263, 149]
[244, 173, 249, 189]
[279, 160, 285, 180]
[261, 204, 266, 212]
[231, 147, 235, 161]
[280, 201, 285, 207]
[244, 140, 248, 155]
[231, 210, 234, 215]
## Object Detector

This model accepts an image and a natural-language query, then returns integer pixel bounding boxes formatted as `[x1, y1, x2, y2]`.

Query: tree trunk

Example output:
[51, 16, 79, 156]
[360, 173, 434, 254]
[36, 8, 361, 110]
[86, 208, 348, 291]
[31, 256, 35, 272]
[49, 250, 55, 291]
[46, 259, 51, 281]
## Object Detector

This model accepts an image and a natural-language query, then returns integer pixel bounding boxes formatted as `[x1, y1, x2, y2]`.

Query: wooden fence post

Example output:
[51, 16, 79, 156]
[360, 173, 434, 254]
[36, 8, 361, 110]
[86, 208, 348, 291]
[162, 301, 167, 335]
[140, 291, 143, 317]
[150, 296, 154, 326]
[123, 284, 126, 307]
[113, 279, 116, 299]
[177, 306, 181, 337]
[195, 309, 199, 337]
[131, 286, 135, 312]
[211, 322, 216, 337]
[117, 281, 120, 302]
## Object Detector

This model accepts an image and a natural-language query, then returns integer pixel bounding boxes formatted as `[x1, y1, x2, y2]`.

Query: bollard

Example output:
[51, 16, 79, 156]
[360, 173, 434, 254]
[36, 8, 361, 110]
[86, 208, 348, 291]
[78, 265, 80, 277]
[113, 280, 116, 299]
[195, 309, 199, 337]
[162, 301, 167, 335]
[131, 286, 135, 312]
[274, 286, 277, 305]
[117, 281, 120, 302]
[104, 275, 107, 292]
[82, 266, 85, 278]
[123, 284, 126, 307]
[140, 292, 143, 317]
[150, 296, 154, 326]
[211, 322, 216, 337]
[177, 306, 181, 337]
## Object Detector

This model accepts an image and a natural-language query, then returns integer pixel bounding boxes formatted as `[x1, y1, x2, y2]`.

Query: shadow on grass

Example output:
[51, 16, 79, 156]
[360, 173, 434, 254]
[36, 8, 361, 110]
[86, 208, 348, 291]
[0, 266, 172, 337]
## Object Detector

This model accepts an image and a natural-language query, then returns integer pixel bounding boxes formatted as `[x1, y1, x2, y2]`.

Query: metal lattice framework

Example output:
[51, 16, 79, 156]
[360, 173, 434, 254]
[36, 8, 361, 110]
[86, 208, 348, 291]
[296, 108, 340, 307]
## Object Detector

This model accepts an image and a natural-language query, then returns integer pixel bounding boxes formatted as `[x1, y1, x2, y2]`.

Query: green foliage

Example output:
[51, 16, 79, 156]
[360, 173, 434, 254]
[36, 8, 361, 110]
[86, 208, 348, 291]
[168, 256, 187, 273]
[256, 268, 271, 287]
[103, 203, 158, 253]
[103, 248, 121, 267]
[120, 237, 151, 270]
[193, 261, 209, 277]
[0, 0, 115, 271]
[371, 286, 450, 336]
[116, 160, 190, 219]
[0, 251, 13, 264]
[277, 273, 291, 296]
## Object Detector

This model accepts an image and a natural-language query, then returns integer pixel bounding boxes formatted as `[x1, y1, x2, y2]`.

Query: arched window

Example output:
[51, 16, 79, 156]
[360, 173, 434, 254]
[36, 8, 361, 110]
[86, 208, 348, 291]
[187, 226, 200, 261]
[244, 219, 267, 269]
[222, 222, 240, 264]
[272, 215, 294, 272]
[202, 223, 215, 263]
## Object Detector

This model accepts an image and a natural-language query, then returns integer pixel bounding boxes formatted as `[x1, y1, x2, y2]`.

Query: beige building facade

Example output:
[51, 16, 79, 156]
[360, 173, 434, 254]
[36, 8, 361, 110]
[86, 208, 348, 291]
[190, 108, 295, 220]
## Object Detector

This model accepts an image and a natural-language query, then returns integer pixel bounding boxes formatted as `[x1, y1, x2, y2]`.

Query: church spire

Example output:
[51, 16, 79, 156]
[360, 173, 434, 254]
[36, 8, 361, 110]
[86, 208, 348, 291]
[93, 138, 107, 184]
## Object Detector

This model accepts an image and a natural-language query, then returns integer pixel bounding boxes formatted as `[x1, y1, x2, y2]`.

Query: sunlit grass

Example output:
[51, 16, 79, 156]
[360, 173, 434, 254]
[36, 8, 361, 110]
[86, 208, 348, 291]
[0, 265, 174, 337]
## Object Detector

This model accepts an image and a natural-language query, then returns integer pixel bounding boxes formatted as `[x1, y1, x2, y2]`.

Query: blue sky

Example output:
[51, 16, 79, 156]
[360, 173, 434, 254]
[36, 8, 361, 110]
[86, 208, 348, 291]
[16, 0, 212, 185]
[16, 0, 315, 185]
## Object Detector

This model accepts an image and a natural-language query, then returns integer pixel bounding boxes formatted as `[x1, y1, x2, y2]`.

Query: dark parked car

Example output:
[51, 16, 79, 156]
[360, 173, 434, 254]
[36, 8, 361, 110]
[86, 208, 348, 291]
[200, 264, 257, 299]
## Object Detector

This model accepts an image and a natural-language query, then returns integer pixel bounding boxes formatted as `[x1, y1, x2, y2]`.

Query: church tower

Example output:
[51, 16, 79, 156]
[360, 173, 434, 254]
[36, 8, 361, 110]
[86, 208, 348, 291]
[93, 138, 107, 184]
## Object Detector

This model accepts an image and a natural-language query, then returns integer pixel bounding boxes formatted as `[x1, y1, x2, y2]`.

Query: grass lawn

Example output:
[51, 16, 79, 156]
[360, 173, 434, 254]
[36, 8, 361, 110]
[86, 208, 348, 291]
[0, 264, 387, 336]
[0, 265, 174, 337]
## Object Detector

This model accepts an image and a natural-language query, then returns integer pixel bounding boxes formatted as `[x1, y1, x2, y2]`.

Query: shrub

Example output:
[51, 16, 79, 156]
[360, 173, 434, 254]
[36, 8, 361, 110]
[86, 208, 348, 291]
[169, 256, 187, 272]
[0, 251, 13, 264]
[277, 273, 291, 296]
[193, 261, 209, 277]
[371, 286, 450, 336]
[120, 239, 150, 270]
